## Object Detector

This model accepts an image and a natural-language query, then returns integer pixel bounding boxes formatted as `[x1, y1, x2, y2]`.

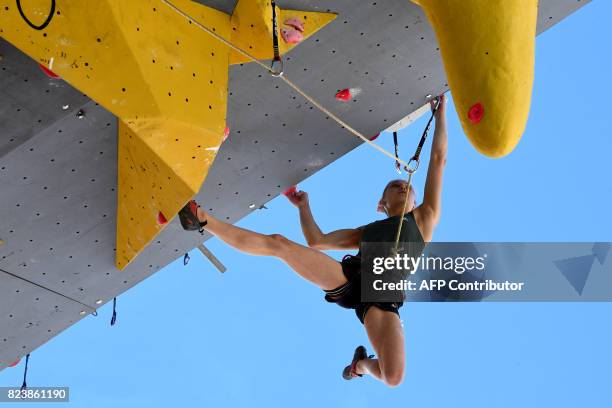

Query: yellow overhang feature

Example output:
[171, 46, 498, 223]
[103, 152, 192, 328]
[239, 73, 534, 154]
[411, 0, 538, 157]
[0, 0, 337, 269]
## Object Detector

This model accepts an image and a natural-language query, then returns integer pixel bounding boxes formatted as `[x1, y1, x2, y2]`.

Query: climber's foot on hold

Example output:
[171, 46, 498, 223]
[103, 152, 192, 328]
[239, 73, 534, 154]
[196, 205, 208, 224]
[178, 200, 207, 233]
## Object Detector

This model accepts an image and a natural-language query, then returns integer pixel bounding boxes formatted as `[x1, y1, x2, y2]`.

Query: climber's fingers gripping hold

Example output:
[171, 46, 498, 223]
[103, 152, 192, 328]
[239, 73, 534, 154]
[431, 94, 447, 120]
[286, 190, 309, 208]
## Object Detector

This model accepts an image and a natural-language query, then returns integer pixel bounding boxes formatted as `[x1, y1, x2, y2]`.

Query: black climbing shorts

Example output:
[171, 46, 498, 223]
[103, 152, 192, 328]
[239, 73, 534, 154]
[324, 254, 403, 324]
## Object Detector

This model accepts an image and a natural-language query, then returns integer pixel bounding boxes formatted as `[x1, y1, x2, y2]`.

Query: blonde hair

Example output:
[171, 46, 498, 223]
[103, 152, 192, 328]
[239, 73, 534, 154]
[377, 180, 417, 214]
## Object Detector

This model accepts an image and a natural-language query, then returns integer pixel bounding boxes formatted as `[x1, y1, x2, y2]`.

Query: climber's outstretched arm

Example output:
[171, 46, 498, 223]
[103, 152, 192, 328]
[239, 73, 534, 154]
[287, 190, 362, 250]
[419, 95, 448, 228]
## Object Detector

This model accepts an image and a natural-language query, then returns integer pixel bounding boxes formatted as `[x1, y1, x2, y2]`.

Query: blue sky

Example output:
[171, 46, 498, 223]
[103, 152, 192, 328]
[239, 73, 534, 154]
[2, 1, 611, 406]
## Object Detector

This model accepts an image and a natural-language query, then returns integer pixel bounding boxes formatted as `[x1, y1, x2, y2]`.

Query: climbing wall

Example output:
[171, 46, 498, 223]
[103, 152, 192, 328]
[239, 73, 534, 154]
[0, 0, 589, 370]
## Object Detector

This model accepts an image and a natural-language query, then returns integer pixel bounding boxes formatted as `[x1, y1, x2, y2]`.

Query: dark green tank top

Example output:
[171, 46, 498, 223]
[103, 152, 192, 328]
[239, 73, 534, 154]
[360, 212, 425, 245]
[357, 212, 426, 274]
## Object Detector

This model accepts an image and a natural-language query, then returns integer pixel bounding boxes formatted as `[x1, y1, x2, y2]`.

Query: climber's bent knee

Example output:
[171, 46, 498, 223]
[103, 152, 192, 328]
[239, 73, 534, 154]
[265, 233, 291, 255]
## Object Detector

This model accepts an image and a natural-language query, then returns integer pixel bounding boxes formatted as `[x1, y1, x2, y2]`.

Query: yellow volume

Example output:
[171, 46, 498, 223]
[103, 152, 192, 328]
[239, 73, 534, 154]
[412, 0, 538, 157]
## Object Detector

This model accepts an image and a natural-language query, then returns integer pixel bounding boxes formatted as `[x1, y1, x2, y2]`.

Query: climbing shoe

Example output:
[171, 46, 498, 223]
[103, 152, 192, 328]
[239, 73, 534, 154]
[178, 200, 207, 234]
[342, 345, 372, 380]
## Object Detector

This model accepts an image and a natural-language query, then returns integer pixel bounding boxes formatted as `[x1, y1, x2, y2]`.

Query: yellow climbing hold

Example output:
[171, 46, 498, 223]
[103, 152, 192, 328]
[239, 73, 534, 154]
[411, 0, 538, 157]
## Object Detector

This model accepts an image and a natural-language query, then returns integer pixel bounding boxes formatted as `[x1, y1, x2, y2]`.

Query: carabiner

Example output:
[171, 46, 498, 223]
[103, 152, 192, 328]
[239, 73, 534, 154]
[270, 58, 284, 77]
[404, 158, 420, 174]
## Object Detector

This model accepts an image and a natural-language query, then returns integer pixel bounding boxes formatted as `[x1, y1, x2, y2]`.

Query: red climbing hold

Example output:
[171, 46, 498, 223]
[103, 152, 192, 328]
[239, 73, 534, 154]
[467, 102, 484, 124]
[335, 89, 352, 102]
[223, 126, 230, 142]
[157, 211, 168, 225]
[336, 88, 361, 102]
[284, 18, 305, 32]
[282, 186, 297, 197]
[8, 358, 20, 367]
[369, 133, 380, 141]
[39, 63, 60, 79]
[281, 27, 304, 44]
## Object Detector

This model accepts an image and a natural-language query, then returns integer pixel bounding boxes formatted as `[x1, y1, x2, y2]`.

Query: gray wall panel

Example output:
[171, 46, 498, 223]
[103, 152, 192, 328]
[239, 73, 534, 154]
[0, 40, 90, 158]
[0, 0, 591, 370]
[0, 271, 89, 369]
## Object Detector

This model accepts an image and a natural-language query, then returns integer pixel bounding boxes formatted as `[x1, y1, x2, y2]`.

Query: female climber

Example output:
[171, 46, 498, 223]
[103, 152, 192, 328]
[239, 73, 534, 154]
[178, 95, 448, 387]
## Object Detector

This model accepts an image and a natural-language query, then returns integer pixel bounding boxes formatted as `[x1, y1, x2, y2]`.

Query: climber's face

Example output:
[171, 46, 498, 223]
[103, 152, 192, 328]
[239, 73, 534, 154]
[378, 179, 416, 215]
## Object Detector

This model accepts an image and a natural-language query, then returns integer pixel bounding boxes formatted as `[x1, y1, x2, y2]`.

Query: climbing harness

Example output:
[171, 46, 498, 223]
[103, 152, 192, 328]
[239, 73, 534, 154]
[160, 0, 414, 170]
[392, 98, 441, 252]
[269, 1, 284, 77]
[16, 0, 55, 31]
